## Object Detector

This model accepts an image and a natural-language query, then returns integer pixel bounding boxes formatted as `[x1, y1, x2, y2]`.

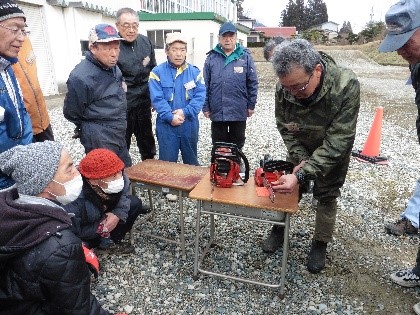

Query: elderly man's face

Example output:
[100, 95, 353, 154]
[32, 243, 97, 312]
[116, 12, 139, 43]
[219, 32, 236, 54]
[43, 149, 80, 198]
[166, 42, 187, 67]
[397, 29, 420, 65]
[0, 17, 26, 58]
[279, 64, 322, 100]
[90, 41, 120, 69]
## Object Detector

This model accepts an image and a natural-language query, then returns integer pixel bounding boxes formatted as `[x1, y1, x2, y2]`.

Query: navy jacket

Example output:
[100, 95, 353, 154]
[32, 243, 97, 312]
[63, 52, 131, 166]
[203, 44, 258, 122]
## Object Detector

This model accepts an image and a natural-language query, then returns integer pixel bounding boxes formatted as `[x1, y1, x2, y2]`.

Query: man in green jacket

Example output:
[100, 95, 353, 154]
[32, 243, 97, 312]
[262, 39, 360, 274]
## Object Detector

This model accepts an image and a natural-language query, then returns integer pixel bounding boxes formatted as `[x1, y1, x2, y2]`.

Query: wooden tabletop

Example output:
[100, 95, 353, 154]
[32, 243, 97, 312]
[189, 173, 299, 214]
[125, 159, 209, 192]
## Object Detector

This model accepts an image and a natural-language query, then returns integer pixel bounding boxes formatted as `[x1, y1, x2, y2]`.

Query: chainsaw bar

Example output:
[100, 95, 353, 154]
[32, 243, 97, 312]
[263, 160, 294, 173]
[261, 173, 275, 203]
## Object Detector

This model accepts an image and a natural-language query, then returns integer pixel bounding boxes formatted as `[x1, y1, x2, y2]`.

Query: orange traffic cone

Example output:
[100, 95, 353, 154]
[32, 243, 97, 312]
[352, 106, 388, 164]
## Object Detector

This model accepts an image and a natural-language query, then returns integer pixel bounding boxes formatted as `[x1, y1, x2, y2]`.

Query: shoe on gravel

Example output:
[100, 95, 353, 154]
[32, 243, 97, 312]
[261, 225, 284, 253]
[97, 241, 135, 255]
[307, 240, 327, 273]
[385, 218, 418, 236]
[390, 269, 420, 287]
[165, 193, 178, 202]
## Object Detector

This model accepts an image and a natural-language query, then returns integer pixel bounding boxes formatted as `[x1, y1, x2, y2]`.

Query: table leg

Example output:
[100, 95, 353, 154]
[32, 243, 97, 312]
[148, 189, 154, 212]
[193, 200, 202, 280]
[178, 189, 186, 260]
[279, 213, 290, 299]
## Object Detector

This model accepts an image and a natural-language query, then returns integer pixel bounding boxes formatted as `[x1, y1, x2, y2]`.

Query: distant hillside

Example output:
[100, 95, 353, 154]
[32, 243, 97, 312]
[249, 41, 408, 67]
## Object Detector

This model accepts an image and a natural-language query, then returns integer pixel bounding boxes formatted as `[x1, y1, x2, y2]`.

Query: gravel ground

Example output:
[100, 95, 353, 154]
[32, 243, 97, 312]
[48, 50, 420, 314]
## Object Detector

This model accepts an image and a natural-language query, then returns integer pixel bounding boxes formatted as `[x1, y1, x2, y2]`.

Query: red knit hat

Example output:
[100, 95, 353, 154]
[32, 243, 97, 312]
[79, 149, 124, 179]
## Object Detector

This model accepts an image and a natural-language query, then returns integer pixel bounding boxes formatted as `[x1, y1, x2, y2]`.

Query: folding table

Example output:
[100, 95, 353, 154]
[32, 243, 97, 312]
[189, 173, 299, 298]
[125, 160, 208, 259]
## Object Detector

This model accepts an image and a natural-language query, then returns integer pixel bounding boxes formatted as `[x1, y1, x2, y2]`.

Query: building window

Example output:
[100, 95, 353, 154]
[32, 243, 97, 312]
[147, 29, 181, 49]
[80, 40, 89, 56]
[210, 33, 214, 50]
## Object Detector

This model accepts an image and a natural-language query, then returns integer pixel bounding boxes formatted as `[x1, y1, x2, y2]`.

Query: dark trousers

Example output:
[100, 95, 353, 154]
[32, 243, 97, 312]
[126, 106, 156, 160]
[33, 124, 54, 142]
[110, 195, 142, 243]
[211, 121, 246, 150]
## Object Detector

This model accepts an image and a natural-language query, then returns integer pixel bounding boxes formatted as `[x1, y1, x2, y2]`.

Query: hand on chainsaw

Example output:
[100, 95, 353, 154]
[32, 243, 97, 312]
[271, 173, 298, 194]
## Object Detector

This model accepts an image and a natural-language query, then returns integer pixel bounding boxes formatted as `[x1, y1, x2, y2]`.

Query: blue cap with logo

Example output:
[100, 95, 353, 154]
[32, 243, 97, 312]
[219, 22, 237, 35]
[379, 0, 420, 52]
[88, 24, 122, 45]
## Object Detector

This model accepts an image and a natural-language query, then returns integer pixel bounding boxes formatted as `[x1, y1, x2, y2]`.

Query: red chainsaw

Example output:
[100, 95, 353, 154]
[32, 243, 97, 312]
[254, 154, 294, 202]
[210, 142, 249, 188]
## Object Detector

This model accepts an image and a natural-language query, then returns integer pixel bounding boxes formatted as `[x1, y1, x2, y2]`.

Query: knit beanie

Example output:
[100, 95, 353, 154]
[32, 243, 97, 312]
[0, 141, 63, 196]
[79, 148, 124, 180]
[0, 0, 26, 23]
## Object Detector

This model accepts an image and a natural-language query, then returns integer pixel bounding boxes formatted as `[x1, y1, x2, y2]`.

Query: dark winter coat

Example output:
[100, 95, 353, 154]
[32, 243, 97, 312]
[64, 174, 131, 242]
[0, 189, 109, 315]
[203, 44, 258, 122]
[117, 35, 157, 109]
[410, 63, 420, 143]
[63, 51, 131, 167]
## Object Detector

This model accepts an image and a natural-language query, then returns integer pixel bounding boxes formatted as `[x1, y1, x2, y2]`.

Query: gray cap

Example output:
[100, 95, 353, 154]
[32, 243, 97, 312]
[0, 141, 63, 196]
[379, 0, 420, 52]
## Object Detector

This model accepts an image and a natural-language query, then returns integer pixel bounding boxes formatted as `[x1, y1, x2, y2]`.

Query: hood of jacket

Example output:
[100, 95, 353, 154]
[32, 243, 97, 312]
[0, 189, 72, 262]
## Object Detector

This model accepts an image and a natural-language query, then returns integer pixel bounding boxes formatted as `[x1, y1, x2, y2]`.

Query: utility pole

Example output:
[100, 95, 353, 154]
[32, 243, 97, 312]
[370, 6, 374, 22]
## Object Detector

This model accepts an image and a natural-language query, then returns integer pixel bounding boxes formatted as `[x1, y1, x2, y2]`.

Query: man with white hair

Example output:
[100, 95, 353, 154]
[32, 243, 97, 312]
[0, 0, 33, 191]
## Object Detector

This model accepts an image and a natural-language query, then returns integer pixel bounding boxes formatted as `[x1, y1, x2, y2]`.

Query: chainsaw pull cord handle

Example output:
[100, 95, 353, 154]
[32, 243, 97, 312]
[237, 147, 249, 183]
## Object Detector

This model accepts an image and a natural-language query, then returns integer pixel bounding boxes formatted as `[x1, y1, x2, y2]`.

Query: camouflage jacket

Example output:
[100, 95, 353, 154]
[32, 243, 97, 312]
[275, 52, 360, 180]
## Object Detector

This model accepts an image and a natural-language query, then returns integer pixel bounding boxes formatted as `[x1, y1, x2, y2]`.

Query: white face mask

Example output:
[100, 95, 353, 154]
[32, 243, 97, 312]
[50, 175, 83, 205]
[100, 177, 124, 194]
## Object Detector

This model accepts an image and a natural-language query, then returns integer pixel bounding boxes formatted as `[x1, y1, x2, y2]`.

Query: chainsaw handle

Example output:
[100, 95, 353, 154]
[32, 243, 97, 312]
[237, 147, 249, 183]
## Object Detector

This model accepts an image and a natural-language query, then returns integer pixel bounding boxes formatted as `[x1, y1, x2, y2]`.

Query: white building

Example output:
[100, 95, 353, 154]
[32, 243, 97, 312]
[17, 0, 248, 95]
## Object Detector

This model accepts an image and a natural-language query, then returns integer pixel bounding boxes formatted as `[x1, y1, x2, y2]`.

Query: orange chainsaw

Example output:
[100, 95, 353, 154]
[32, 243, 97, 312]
[254, 155, 294, 202]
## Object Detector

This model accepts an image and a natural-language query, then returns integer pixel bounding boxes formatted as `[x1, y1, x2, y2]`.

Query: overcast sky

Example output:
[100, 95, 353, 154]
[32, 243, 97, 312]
[242, 0, 398, 33]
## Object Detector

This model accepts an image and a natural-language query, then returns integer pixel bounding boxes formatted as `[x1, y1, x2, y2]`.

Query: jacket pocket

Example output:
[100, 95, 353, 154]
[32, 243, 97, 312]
[161, 80, 174, 102]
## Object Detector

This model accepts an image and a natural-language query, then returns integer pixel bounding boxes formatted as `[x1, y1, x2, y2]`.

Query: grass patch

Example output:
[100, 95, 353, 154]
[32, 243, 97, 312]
[250, 41, 408, 66]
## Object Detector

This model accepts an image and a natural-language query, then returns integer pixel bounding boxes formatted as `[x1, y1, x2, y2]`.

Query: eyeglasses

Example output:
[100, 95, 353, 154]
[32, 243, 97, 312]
[119, 23, 139, 31]
[0, 24, 30, 37]
[281, 72, 313, 93]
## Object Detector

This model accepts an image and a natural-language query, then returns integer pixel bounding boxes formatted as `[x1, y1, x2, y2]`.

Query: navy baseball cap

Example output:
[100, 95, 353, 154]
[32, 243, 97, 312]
[88, 24, 122, 45]
[379, 0, 420, 52]
[219, 22, 237, 35]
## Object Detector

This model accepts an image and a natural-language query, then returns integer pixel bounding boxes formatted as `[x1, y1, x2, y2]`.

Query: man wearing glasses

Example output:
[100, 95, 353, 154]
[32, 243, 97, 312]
[262, 39, 360, 274]
[116, 7, 157, 161]
[0, 0, 33, 191]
